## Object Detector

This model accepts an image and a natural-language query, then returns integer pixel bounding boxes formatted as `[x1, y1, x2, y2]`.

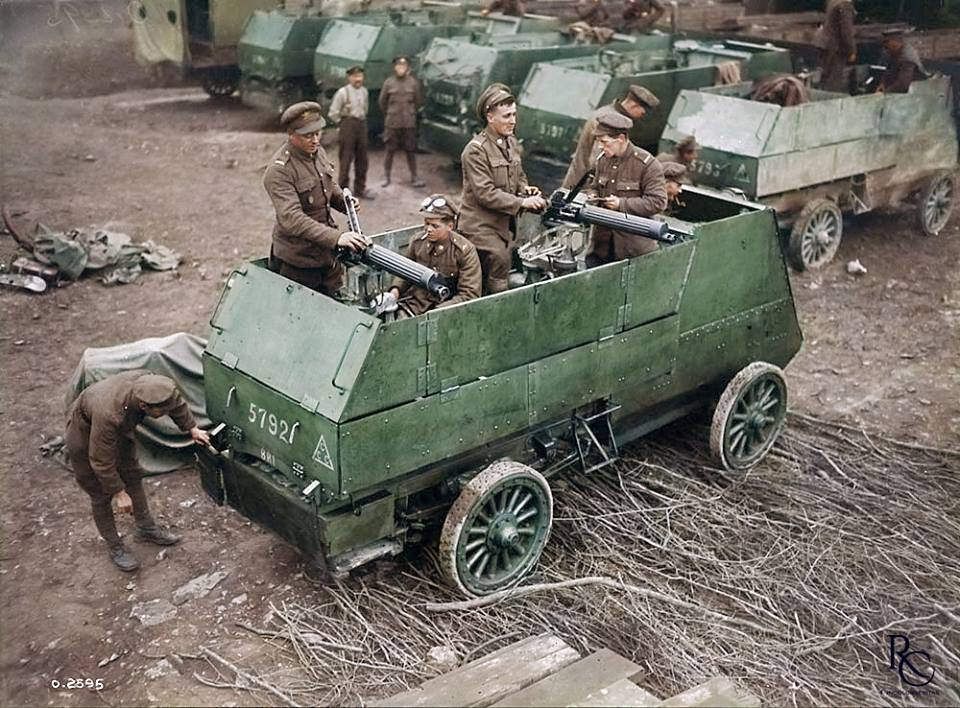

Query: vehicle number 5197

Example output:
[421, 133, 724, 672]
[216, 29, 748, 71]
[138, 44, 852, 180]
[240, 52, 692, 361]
[248, 403, 297, 444]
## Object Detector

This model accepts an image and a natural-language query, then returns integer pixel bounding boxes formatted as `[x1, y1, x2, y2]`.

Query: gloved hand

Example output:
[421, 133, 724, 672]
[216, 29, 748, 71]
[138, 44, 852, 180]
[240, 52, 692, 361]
[371, 291, 398, 315]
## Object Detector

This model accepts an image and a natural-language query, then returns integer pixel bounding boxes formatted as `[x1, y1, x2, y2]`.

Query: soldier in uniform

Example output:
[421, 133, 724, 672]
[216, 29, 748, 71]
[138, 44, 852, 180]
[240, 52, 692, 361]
[622, 0, 666, 33]
[818, 0, 857, 93]
[328, 66, 372, 199]
[562, 84, 659, 190]
[379, 56, 425, 187]
[480, 0, 525, 16]
[65, 371, 210, 571]
[586, 110, 667, 266]
[374, 195, 482, 318]
[661, 161, 687, 215]
[877, 29, 927, 94]
[656, 135, 698, 185]
[459, 84, 547, 294]
[263, 101, 367, 297]
[576, 0, 611, 27]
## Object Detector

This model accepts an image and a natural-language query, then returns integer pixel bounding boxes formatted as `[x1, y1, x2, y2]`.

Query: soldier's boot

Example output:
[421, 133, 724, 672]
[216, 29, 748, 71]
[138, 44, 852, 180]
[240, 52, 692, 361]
[128, 481, 181, 546]
[407, 153, 425, 188]
[92, 499, 140, 571]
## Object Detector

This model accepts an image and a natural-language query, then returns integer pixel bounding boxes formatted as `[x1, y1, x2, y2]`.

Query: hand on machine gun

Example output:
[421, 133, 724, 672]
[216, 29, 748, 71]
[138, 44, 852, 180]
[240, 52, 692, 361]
[521, 185, 547, 212]
[338, 231, 368, 252]
[370, 288, 399, 316]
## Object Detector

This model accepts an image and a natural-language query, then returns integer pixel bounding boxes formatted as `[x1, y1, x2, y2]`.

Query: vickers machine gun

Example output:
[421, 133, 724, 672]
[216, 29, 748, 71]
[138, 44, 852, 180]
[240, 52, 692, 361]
[340, 189, 451, 301]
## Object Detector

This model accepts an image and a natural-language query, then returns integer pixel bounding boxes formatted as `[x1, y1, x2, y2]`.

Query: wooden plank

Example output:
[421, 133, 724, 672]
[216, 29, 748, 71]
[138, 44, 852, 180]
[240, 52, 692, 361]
[491, 649, 643, 708]
[574, 678, 662, 708]
[372, 634, 580, 708]
[658, 677, 761, 708]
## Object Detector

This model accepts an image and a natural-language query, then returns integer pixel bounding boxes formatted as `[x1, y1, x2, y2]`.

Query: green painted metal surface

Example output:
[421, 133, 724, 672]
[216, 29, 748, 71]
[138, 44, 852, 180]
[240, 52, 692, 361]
[419, 32, 641, 159]
[516, 38, 793, 177]
[660, 75, 958, 201]
[201, 187, 803, 568]
[239, 11, 335, 84]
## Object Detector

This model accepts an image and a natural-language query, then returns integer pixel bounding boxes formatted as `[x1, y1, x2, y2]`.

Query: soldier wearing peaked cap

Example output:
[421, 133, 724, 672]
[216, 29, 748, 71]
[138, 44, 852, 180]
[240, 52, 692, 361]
[65, 371, 210, 572]
[622, 0, 666, 33]
[459, 84, 547, 294]
[586, 109, 667, 265]
[375, 194, 482, 318]
[656, 135, 698, 185]
[661, 161, 687, 214]
[379, 56, 425, 187]
[263, 101, 367, 296]
[328, 66, 372, 199]
[878, 28, 927, 94]
[562, 84, 659, 190]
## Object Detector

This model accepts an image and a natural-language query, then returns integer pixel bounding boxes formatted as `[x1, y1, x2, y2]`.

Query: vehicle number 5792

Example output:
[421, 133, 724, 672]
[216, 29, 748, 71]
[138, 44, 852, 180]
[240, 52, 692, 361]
[248, 403, 297, 444]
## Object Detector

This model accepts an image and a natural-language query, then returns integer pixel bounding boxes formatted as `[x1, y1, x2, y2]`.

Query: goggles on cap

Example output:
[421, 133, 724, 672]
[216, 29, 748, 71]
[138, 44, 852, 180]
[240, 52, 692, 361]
[420, 196, 448, 212]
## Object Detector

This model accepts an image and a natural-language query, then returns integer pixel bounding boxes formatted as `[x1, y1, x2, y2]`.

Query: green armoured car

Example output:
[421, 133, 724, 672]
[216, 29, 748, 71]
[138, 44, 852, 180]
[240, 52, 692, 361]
[131, 0, 275, 96]
[197, 186, 802, 596]
[516, 38, 793, 186]
[419, 29, 642, 159]
[659, 75, 958, 270]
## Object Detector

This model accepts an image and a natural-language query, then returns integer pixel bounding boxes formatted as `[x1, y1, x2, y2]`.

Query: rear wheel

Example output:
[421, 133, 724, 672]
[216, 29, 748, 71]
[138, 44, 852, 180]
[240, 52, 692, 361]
[787, 198, 843, 271]
[202, 68, 239, 98]
[710, 362, 788, 472]
[439, 460, 552, 597]
[917, 172, 955, 237]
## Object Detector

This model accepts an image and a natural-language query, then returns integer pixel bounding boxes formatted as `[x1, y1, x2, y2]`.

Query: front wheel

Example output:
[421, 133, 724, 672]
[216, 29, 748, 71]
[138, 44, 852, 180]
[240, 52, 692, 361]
[202, 68, 239, 98]
[439, 460, 552, 597]
[917, 172, 955, 237]
[710, 362, 788, 472]
[787, 198, 843, 271]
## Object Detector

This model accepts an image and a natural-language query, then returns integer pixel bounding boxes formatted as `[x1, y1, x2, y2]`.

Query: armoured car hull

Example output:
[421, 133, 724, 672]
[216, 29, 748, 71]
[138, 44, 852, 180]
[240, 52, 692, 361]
[660, 75, 958, 270]
[199, 187, 802, 595]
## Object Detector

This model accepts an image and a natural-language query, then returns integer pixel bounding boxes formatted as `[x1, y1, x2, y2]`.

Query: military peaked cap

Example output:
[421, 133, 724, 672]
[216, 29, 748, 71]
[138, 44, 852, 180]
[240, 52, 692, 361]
[595, 108, 633, 136]
[626, 84, 660, 110]
[661, 161, 687, 181]
[393, 55, 411, 65]
[677, 135, 700, 152]
[476, 83, 515, 122]
[132, 374, 177, 406]
[280, 101, 325, 134]
[346, 65, 364, 75]
[420, 194, 459, 221]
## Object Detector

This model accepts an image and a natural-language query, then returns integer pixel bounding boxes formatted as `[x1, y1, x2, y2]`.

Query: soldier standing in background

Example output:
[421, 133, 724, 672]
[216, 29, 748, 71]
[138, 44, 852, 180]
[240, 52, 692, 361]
[562, 84, 659, 190]
[66, 371, 210, 571]
[328, 66, 373, 199]
[576, 0, 611, 27]
[263, 101, 367, 296]
[375, 195, 482, 318]
[622, 0, 666, 33]
[480, 0, 525, 16]
[877, 28, 927, 94]
[586, 110, 667, 266]
[459, 84, 546, 294]
[656, 135, 699, 185]
[818, 0, 857, 93]
[379, 56, 425, 188]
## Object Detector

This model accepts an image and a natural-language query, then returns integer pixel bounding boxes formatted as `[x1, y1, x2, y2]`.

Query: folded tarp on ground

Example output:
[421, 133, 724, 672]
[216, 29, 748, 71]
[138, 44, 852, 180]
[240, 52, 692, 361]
[65, 332, 209, 473]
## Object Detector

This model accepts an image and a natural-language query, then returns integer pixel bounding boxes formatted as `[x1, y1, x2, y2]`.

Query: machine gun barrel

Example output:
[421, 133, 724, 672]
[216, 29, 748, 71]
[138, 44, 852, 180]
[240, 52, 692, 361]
[542, 189, 675, 244]
[339, 190, 451, 300]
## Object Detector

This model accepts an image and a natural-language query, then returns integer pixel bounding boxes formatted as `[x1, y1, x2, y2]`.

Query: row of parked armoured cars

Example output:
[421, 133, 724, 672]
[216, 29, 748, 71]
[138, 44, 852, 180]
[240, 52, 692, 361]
[133, 0, 958, 272]
[135, 2, 958, 597]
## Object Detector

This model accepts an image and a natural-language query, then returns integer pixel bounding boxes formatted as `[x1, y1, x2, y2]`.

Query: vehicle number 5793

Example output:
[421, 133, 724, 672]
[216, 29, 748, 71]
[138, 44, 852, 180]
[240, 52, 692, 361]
[248, 403, 297, 444]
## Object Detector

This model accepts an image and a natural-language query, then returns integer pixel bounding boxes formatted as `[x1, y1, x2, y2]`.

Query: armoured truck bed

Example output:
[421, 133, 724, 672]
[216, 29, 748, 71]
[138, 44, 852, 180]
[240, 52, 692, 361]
[659, 75, 958, 270]
[198, 187, 802, 595]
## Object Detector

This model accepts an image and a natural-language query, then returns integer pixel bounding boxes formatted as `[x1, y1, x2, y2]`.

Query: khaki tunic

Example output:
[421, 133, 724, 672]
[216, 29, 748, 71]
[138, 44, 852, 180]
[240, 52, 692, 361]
[391, 231, 482, 316]
[459, 126, 529, 253]
[561, 101, 633, 190]
[65, 371, 195, 497]
[590, 142, 667, 263]
[576, 0, 610, 26]
[622, 0, 665, 32]
[880, 44, 926, 94]
[263, 140, 347, 287]
[379, 74, 423, 130]
[819, 0, 856, 92]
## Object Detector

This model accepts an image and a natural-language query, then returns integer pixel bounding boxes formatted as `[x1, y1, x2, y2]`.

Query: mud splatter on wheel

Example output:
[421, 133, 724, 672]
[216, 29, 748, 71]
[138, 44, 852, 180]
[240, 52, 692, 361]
[918, 172, 955, 237]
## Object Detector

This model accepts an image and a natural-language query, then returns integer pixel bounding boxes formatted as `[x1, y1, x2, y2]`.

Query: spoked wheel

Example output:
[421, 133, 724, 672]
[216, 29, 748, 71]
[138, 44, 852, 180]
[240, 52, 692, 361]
[917, 172, 955, 237]
[787, 198, 843, 271]
[440, 460, 552, 597]
[710, 362, 788, 472]
[202, 69, 239, 98]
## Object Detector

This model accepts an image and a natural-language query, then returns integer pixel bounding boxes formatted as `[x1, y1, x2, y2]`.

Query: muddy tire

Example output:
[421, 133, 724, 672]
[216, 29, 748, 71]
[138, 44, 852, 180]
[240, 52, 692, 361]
[787, 198, 843, 271]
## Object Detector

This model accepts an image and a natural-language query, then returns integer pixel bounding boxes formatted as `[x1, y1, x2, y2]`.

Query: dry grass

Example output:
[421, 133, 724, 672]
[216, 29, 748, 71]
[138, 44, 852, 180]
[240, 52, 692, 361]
[196, 414, 960, 707]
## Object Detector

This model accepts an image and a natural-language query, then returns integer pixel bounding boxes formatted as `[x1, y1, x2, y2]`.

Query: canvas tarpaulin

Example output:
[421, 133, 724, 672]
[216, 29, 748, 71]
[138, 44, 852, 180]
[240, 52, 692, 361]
[66, 332, 209, 474]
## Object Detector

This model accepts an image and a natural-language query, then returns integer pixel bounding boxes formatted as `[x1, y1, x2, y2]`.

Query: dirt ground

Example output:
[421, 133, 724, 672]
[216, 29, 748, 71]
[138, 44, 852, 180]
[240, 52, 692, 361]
[1, 4, 958, 707]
